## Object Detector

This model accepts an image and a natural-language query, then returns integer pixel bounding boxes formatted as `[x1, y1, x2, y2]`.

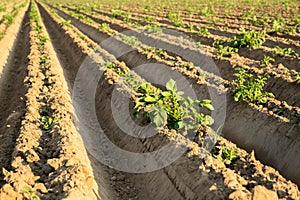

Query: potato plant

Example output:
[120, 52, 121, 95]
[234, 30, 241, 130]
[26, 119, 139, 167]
[233, 67, 274, 104]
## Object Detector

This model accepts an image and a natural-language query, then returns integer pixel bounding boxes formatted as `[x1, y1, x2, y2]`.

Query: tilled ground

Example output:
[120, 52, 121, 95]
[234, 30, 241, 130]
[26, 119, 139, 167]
[0, 0, 299, 200]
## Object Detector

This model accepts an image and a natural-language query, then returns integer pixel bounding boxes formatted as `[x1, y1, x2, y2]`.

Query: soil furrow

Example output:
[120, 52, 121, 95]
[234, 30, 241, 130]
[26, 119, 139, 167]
[0, 1, 30, 187]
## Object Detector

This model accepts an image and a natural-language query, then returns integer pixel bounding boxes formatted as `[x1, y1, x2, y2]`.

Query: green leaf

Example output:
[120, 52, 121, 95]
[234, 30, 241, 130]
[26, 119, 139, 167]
[173, 122, 179, 130]
[204, 115, 214, 126]
[234, 92, 242, 102]
[166, 79, 177, 92]
[176, 91, 184, 96]
[149, 104, 167, 127]
[196, 100, 214, 111]
[203, 103, 214, 111]
[144, 96, 157, 102]
[161, 91, 171, 97]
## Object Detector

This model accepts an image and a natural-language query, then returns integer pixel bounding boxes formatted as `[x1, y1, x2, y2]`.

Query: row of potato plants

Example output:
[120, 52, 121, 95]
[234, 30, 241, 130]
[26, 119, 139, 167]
[55, 4, 300, 124]
[0, 0, 28, 40]
[83, 5, 299, 78]
[45, 2, 217, 152]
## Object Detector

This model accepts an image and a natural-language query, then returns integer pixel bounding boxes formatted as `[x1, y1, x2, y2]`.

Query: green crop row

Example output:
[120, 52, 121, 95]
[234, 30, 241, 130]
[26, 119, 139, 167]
[0, 1, 27, 40]
[30, 2, 61, 133]
[103, 62, 214, 135]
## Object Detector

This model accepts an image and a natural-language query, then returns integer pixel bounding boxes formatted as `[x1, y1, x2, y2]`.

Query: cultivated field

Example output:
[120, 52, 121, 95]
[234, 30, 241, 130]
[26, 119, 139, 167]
[0, 0, 299, 199]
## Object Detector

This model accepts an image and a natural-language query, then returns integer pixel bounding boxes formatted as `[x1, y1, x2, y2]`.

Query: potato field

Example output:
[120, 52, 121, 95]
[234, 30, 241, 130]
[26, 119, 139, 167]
[0, 0, 299, 199]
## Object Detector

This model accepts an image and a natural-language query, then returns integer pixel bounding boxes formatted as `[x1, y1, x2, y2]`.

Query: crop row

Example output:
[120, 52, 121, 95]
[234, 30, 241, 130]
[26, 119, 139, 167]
[39, 2, 300, 198]
[50, 4, 300, 126]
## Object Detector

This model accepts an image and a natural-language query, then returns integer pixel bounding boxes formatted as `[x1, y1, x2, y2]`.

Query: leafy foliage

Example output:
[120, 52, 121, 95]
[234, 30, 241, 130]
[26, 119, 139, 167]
[272, 46, 299, 57]
[216, 44, 238, 57]
[293, 72, 300, 84]
[261, 55, 275, 67]
[231, 28, 266, 48]
[2, 14, 14, 26]
[215, 146, 239, 167]
[111, 9, 124, 18]
[60, 19, 71, 27]
[270, 18, 285, 33]
[197, 27, 210, 35]
[233, 67, 274, 104]
[144, 24, 162, 33]
[135, 79, 214, 133]
[41, 116, 60, 130]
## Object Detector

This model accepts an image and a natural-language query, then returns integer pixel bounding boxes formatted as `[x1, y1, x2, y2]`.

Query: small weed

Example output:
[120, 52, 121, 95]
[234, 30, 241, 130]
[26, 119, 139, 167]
[166, 10, 178, 21]
[270, 18, 285, 33]
[217, 45, 238, 57]
[0, 6, 6, 12]
[120, 35, 141, 47]
[173, 19, 184, 27]
[39, 55, 48, 65]
[214, 40, 238, 57]
[0, 32, 4, 40]
[251, 15, 267, 26]
[240, 7, 254, 20]
[142, 15, 156, 23]
[186, 23, 194, 31]
[123, 13, 131, 23]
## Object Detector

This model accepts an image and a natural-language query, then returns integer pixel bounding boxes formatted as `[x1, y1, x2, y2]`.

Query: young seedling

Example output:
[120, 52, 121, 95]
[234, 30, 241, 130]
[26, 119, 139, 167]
[261, 55, 275, 67]
[41, 116, 60, 130]
[60, 19, 71, 27]
[217, 45, 238, 58]
[20, 185, 40, 200]
[215, 146, 239, 167]
[111, 9, 123, 18]
[214, 40, 238, 57]
[99, 23, 110, 32]
[293, 72, 300, 84]
[272, 46, 298, 57]
[144, 24, 162, 33]
[197, 27, 210, 36]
